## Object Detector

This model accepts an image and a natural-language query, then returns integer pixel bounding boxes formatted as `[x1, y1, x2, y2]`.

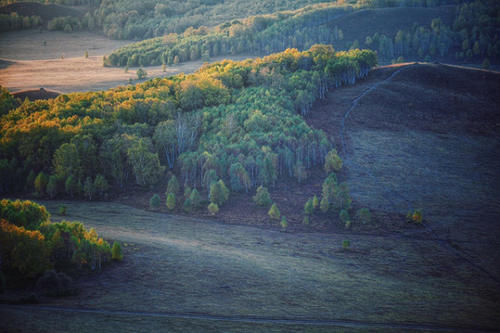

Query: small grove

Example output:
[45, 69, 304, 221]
[0, 199, 119, 291]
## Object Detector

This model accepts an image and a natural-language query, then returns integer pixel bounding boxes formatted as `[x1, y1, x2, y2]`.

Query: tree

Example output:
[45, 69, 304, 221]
[312, 195, 319, 210]
[83, 177, 95, 201]
[209, 180, 229, 206]
[34, 171, 48, 195]
[268, 203, 280, 220]
[166, 193, 176, 211]
[253, 186, 272, 206]
[127, 138, 165, 187]
[84, 50, 89, 59]
[46, 175, 59, 199]
[339, 209, 350, 224]
[94, 174, 109, 199]
[208, 202, 219, 215]
[304, 198, 314, 215]
[65, 175, 79, 197]
[280, 216, 288, 230]
[320, 196, 329, 213]
[53, 143, 80, 180]
[166, 175, 180, 196]
[189, 188, 201, 209]
[324, 149, 342, 173]
[150, 194, 161, 210]
[137, 68, 147, 80]
[111, 242, 123, 261]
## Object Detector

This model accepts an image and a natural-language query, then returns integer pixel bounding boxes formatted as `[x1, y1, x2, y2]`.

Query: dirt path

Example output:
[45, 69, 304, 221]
[1, 304, 495, 332]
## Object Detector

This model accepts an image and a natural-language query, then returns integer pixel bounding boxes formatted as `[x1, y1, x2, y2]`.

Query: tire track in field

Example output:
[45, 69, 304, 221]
[1, 304, 496, 332]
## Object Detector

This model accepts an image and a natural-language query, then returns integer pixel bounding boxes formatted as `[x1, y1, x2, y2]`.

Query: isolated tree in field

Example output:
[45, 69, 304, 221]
[111, 242, 123, 261]
[84, 50, 88, 59]
[166, 193, 176, 211]
[268, 203, 280, 220]
[253, 186, 272, 206]
[324, 149, 342, 173]
[136, 68, 147, 80]
[208, 202, 219, 215]
[150, 194, 161, 210]
[34, 171, 48, 196]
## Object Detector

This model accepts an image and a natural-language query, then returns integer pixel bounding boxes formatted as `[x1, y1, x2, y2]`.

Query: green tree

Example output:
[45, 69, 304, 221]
[320, 196, 329, 213]
[111, 241, 123, 261]
[166, 175, 180, 196]
[150, 194, 161, 210]
[166, 193, 176, 211]
[312, 195, 319, 210]
[53, 143, 80, 180]
[280, 216, 288, 230]
[268, 203, 280, 220]
[253, 186, 272, 206]
[304, 198, 314, 215]
[127, 138, 165, 187]
[94, 174, 109, 199]
[46, 175, 59, 199]
[83, 176, 95, 201]
[34, 171, 48, 195]
[189, 188, 201, 209]
[65, 175, 80, 197]
[324, 149, 342, 173]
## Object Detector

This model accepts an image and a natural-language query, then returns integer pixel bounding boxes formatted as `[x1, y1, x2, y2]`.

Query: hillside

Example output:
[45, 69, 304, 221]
[0, 2, 83, 21]
[108, 0, 498, 68]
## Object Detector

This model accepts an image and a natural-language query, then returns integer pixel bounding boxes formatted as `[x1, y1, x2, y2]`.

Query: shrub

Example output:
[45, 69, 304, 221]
[35, 270, 75, 297]
[253, 186, 272, 206]
[111, 242, 123, 261]
[303, 215, 310, 225]
[320, 196, 329, 213]
[166, 193, 176, 211]
[183, 198, 192, 213]
[208, 202, 219, 215]
[209, 180, 229, 206]
[268, 203, 280, 220]
[136, 68, 147, 80]
[356, 208, 371, 225]
[342, 239, 350, 249]
[58, 206, 66, 216]
[339, 209, 350, 223]
[280, 216, 288, 230]
[150, 194, 161, 210]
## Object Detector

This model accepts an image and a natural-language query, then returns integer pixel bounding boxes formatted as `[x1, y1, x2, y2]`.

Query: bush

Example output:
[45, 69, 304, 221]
[166, 175, 180, 196]
[303, 215, 310, 225]
[136, 68, 147, 80]
[339, 209, 350, 223]
[189, 189, 201, 209]
[312, 195, 319, 210]
[35, 270, 75, 297]
[208, 202, 219, 215]
[268, 203, 280, 220]
[111, 242, 123, 261]
[58, 205, 67, 216]
[342, 239, 350, 249]
[304, 198, 313, 215]
[280, 216, 288, 230]
[150, 194, 161, 210]
[253, 186, 272, 206]
[356, 208, 371, 225]
[166, 193, 176, 211]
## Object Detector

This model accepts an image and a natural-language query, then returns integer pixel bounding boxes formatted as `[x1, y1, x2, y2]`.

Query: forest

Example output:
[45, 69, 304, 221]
[105, 0, 499, 67]
[0, 45, 376, 217]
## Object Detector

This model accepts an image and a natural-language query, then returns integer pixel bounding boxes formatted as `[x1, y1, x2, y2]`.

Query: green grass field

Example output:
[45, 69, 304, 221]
[1, 199, 498, 332]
